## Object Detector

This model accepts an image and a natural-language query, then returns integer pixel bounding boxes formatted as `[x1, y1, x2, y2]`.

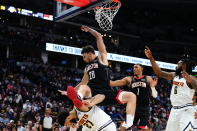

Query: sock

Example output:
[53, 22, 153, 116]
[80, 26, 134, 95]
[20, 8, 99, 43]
[126, 114, 134, 127]
[122, 114, 134, 129]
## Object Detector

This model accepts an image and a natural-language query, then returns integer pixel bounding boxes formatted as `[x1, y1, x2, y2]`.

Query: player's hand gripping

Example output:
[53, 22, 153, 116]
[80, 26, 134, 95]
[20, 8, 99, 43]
[81, 25, 91, 32]
[58, 90, 67, 96]
[145, 46, 153, 59]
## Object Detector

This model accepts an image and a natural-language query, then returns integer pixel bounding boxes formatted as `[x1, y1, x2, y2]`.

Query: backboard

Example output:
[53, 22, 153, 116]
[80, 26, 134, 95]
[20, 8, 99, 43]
[54, 0, 111, 22]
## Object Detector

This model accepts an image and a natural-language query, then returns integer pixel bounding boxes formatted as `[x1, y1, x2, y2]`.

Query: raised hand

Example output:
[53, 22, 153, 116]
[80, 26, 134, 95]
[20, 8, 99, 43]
[145, 46, 153, 59]
[81, 25, 91, 32]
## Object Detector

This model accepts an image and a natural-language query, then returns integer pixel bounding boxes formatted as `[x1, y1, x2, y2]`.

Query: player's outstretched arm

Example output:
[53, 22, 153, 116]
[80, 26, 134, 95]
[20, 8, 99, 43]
[145, 46, 174, 80]
[81, 25, 108, 65]
[181, 71, 197, 91]
[110, 77, 131, 87]
[83, 94, 105, 107]
[58, 90, 67, 96]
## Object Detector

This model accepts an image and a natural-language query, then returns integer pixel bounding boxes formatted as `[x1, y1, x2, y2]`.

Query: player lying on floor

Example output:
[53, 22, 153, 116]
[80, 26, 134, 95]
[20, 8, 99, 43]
[58, 92, 117, 131]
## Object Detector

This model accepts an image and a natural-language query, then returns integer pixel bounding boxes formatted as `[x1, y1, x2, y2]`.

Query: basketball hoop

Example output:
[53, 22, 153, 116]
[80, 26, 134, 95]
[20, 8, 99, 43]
[93, 0, 121, 31]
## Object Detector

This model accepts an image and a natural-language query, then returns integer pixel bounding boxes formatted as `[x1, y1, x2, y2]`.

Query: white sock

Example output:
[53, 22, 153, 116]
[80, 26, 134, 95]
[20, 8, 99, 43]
[122, 114, 134, 128]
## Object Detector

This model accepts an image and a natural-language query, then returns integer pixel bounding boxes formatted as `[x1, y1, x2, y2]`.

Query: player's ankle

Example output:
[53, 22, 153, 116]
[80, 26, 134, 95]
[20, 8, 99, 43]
[125, 114, 134, 127]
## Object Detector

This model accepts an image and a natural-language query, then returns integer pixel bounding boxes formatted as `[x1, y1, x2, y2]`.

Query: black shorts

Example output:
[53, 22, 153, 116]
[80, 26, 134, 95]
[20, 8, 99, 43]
[133, 105, 150, 128]
[90, 88, 123, 106]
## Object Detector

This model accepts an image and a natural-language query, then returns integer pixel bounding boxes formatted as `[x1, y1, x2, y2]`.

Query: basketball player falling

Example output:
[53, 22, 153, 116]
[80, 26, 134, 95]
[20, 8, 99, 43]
[58, 85, 117, 131]
[110, 64, 158, 131]
[145, 46, 197, 131]
[59, 26, 136, 130]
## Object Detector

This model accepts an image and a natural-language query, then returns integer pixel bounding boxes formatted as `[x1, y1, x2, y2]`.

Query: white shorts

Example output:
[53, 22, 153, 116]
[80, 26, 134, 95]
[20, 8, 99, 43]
[101, 122, 116, 131]
[166, 105, 197, 131]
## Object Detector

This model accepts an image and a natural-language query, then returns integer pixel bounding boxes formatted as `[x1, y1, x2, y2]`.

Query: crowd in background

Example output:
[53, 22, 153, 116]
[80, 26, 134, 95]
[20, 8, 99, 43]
[0, 13, 172, 131]
[0, 58, 171, 131]
[0, 2, 197, 131]
[0, 23, 122, 55]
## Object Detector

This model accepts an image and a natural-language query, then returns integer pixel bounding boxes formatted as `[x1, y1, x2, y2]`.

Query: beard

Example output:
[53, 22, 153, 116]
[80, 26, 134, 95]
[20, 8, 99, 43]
[175, 67, 183, 76]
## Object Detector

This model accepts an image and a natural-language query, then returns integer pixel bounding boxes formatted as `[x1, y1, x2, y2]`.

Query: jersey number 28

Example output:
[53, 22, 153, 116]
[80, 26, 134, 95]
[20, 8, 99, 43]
[89, 71, 95, 80]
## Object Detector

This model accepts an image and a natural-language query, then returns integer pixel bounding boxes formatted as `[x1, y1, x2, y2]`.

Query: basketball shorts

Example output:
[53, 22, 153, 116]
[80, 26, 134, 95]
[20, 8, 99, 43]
[90, 87, 124, 106]
[166, 104, 197, 131]
[133, 105, 150, 129]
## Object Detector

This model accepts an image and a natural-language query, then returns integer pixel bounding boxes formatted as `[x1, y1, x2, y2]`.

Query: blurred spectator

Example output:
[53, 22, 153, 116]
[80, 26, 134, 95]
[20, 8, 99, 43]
[39, 108, 54, 131]
[0, 57, 172, 130]
[17, 120, 25, 131]
[6, 120, 16, 131]
[23, 100, 32, 111]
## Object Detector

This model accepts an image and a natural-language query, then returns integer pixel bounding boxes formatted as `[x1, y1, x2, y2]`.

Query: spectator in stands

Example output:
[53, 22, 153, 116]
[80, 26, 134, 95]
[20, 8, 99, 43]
[17, 120, 25, 131]
[6, 120, 16, 131]
[39, 108, 54, 131]
[0, 57, 172, 130]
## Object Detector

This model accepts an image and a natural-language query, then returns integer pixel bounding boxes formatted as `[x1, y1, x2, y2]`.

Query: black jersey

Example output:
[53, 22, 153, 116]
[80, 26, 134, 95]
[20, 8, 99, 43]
[129, 75, 151, 106]
[86, 57, 110, 90]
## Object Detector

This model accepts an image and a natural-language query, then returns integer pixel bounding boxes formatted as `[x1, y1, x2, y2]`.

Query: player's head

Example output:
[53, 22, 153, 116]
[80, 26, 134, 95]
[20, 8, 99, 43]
[81, 45, 96, 63]
[58, 111, 77, 126]
[133, 64, 144, 76]
[176, 59, 195, 75]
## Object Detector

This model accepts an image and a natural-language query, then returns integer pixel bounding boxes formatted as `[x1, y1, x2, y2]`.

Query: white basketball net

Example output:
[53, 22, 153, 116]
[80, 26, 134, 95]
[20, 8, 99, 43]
[94, 0, 121, 31]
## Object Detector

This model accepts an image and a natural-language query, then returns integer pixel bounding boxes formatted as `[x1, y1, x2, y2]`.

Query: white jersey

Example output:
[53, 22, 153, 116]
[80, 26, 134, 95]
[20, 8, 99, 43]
[74, 106, 113, 131]
[170, 76, 195, 106]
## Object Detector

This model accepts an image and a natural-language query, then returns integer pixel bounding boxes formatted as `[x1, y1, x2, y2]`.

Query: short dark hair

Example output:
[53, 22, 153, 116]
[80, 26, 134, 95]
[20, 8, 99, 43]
[180, 59, 196, 74]
[81, 45, 95, 54]
[135, 64, 144, 69]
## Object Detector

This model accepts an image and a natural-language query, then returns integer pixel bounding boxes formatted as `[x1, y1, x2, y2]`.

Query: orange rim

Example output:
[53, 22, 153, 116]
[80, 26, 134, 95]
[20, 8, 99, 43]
[94, 0, 121, 10]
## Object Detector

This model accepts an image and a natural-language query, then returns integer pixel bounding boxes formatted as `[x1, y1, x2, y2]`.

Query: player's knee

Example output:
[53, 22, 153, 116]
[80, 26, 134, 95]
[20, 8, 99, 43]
[84, 87, 91, 97]
[126, 92, 136, 101]
[121, 92, 136, 103]
[79, 85, 90, 90]
[78, 85, 91, 97]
